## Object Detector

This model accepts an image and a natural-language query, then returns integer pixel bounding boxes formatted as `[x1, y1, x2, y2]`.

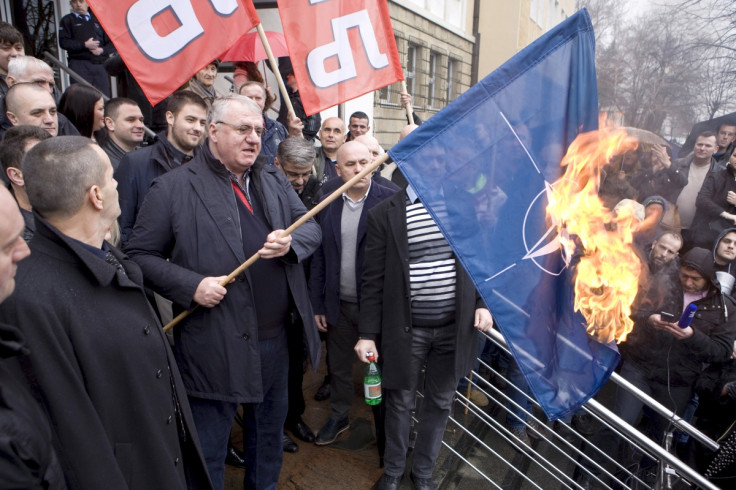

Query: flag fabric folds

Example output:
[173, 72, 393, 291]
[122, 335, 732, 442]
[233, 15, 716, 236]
[88, 0, 259, 105]
[387, 9, 619, 420]
[276, 0, 403, 116]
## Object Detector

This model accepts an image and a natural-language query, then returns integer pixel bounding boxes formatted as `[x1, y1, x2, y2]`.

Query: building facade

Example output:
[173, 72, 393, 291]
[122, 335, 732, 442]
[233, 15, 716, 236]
[1, 0, 577, 149]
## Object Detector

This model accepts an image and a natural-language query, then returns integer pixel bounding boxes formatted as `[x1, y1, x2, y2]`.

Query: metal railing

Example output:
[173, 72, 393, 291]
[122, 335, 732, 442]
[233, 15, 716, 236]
[43, 51, 156, 139]
[426, 328, 721, 489]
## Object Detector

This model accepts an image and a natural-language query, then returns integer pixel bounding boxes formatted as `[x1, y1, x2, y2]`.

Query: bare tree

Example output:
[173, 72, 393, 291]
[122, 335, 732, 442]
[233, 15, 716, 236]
[576, 0, 734, 134]
[700, 56, 736, 119]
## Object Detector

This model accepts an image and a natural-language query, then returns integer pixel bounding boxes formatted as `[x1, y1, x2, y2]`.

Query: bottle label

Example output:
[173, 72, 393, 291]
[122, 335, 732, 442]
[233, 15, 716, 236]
[365, 382, 381, 399]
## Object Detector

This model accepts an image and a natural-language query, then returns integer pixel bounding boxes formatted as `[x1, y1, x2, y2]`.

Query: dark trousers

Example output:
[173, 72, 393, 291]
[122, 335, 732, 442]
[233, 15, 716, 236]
[68, 59, 110, 97]
[286, 315, 306, 424]
[188, 329, 289, 490]
[384, 324, 459, 479]
[327, 300, 360, 420]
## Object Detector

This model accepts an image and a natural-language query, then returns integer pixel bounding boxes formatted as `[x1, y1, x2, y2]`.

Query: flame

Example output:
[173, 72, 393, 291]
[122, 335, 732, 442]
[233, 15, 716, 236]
[546, 127, 643, 344]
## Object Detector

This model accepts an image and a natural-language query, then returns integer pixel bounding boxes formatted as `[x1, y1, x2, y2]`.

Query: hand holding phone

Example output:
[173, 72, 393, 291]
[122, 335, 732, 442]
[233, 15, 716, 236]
[660, 311, 676, 322]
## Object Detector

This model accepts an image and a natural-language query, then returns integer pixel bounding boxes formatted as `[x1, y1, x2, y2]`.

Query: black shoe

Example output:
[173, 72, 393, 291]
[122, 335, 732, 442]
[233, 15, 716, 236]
[225, 443, 246, 468]
[282, 433, 299, 453]
[377, 473, 401, 490]
[314, 376, 331, 401]
[314, 417, 349, 445]
[410, 472, 435, 490]
[286, 417, 315, 443]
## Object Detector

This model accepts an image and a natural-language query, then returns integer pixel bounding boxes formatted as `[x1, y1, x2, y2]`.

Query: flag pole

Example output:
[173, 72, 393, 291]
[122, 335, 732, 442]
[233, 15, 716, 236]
[163, 152, 392, 332]
[256, 24, 298, 123]
[400, 80, 413, 123]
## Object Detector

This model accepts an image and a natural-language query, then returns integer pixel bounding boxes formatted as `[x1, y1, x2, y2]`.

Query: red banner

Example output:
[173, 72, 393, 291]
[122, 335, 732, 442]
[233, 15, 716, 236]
[88, 0, 259, 105]
[277, 0, 403, 116]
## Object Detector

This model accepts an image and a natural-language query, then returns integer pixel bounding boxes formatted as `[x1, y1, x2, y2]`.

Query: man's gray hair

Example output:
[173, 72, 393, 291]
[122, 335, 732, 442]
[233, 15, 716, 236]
[207, 94, 261, 127]
[277, 137, 316, 169]
[7, 55, 53, 80]
[23, 136, 106, 220]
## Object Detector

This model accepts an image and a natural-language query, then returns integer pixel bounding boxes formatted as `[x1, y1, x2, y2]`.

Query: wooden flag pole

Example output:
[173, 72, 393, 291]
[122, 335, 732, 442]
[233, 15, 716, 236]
[256, 24, 297, 123]
[400, 80, 413, 123]
[163, 152, 392, 332]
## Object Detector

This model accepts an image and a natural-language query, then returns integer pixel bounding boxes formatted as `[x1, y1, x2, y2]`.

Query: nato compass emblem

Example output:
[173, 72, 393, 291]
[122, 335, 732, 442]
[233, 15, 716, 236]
[485, 112, 574, 284]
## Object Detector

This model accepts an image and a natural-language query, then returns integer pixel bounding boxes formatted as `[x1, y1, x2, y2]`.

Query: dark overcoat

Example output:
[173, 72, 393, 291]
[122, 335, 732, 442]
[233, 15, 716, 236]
[309, 182, 396, 326]
[0, 216, 212, 490]
[115, 134, 186, 245]
[125, 148, 321, 403]
[358, 191, 484, 390]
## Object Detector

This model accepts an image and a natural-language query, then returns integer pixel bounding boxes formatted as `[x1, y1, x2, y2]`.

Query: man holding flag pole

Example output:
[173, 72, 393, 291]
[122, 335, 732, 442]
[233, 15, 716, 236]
[88, 1, 616, 487]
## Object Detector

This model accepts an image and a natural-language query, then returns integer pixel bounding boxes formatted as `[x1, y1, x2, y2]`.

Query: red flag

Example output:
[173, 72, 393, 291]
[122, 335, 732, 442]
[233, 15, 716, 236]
[277, 0, 403, 116]
[88, 0, 259, 105]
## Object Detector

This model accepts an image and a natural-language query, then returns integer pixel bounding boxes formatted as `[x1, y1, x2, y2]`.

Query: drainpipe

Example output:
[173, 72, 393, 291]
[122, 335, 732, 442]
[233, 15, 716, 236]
[471, 0, 481, 85]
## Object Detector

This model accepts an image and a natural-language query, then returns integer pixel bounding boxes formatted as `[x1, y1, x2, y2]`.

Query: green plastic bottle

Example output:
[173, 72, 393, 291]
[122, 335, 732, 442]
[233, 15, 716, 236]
[364, 354, 382, 405]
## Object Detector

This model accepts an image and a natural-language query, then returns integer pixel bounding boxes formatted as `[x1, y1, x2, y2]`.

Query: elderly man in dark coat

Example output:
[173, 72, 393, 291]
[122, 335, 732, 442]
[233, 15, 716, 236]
[354, 182, 493, 490]
[126, 94, 321, 490]
[0, 137, 212, 490]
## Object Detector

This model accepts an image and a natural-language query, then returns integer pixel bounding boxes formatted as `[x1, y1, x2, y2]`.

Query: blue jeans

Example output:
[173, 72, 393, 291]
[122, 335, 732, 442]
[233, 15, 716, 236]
[189, 329, 289, 490]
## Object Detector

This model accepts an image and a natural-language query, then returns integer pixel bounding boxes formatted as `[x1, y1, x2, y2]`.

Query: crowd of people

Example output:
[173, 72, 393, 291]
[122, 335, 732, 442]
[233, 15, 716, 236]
[0, 9, 492, 490]
[573, 127, 736, 487]
[2, 2, 736, 488]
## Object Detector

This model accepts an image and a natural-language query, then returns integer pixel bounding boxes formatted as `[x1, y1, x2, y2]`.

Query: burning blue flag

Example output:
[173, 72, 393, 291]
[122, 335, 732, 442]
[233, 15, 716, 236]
[388, 9, 619, 419]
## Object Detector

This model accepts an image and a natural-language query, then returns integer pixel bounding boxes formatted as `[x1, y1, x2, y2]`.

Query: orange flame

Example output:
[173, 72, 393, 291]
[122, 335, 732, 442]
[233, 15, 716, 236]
[546, 127, 643, 344]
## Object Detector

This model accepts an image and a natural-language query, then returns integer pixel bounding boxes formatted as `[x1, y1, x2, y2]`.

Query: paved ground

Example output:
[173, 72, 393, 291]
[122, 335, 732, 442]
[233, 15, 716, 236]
[224, 350, 621, 489]
[225, 350, 385, 489]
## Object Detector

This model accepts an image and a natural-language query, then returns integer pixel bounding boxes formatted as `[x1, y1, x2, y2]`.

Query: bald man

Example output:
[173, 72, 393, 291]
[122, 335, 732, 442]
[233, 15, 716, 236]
[1, 56, 80, 138]
[321, 134, 399, 195]
[4, 83, 57, 136]
[0, 136, 212, 489]
[309, 141, 397, 448]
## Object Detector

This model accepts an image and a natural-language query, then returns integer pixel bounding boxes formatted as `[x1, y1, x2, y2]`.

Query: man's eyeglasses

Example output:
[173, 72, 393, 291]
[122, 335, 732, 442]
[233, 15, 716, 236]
[215, 121, 266, 137]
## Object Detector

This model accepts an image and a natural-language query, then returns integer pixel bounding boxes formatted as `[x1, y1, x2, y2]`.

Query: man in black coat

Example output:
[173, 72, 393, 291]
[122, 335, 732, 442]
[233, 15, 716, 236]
[0, 185, 65, 489]
[58, 0, 114, 96]
[691, 145, 736, 248]
[126, 95, 321, 490]
[0, 137, 212, 489]
[115, 91, 207, 246]
[354, 181, 493, 490]
[273, 136, 321, 450]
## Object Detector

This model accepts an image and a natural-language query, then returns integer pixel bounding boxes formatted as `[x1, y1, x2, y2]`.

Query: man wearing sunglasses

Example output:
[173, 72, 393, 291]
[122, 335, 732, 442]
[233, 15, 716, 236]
[126, 94, 322, 490]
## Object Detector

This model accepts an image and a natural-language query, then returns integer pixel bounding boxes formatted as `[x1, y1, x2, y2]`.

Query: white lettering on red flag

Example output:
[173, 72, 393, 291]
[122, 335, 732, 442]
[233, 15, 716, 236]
[88, 0, 259, 105]
[277, 0, 403, 116]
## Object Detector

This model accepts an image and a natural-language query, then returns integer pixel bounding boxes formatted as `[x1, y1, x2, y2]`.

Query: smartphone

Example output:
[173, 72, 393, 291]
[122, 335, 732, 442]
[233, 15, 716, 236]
[660, 311, 676, 322]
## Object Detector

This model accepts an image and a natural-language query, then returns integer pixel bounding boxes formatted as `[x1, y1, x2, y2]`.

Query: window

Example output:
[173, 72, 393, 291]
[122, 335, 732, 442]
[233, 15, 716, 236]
[428, 51, 440, 108]
[546, 0, 559, 30]
[379, 36, 400, 103]
[447, 58, 459, 103]
[530, 0, 542, 26]
[406, 43, 418, 98]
